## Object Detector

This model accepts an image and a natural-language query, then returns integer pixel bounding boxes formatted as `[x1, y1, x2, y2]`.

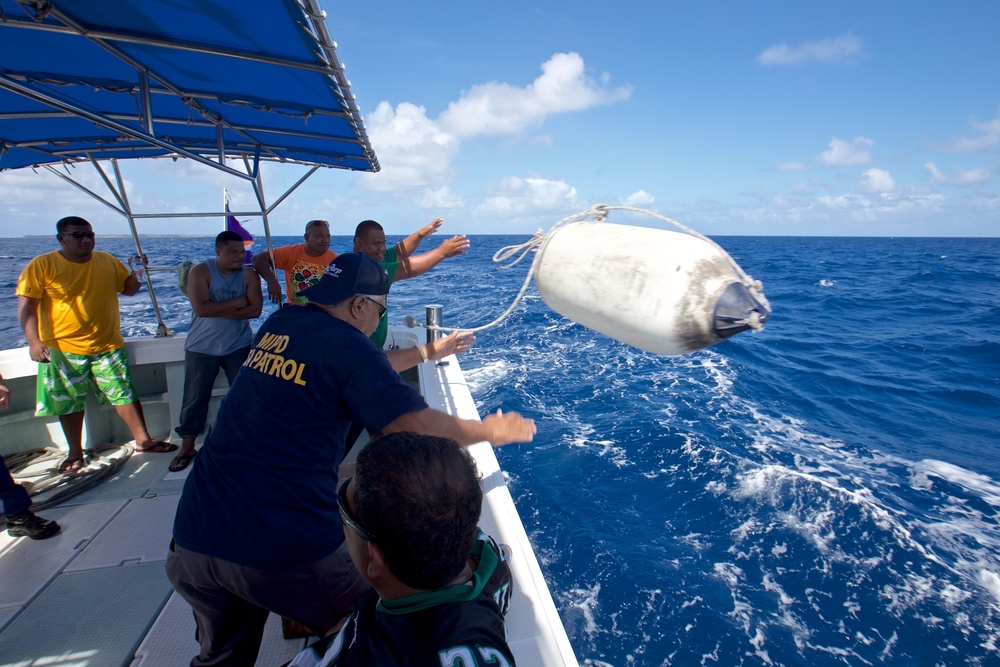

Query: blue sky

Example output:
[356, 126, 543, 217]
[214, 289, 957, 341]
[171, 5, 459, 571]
[3, 1, 999, 237]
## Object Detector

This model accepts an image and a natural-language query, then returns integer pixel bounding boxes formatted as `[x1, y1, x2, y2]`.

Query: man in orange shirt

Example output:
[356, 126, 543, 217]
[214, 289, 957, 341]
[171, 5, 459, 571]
[252, 219, 336, 305]
[16, 216, 176, 473]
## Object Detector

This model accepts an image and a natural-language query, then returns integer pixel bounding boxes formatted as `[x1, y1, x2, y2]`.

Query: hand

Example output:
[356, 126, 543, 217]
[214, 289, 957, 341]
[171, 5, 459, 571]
[29, 340, 51, 363]
[482, 408, 536, 447]
[421, 218, 444, 238]
[438, 235, 470, 258]
[429, 331, 475, 360]
[0, 379, 9, 410]
[265, 278, 283, 305]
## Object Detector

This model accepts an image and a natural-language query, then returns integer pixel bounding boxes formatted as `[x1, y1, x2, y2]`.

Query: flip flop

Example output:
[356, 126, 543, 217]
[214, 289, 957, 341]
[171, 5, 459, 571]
[136, 441, 178, 454]
[168, 452, 196, 472]
[58, 457, 86, 473]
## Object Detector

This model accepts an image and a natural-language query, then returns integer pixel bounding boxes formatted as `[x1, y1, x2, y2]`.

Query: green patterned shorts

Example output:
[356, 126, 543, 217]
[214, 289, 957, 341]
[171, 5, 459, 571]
[36, 347, 138, 416]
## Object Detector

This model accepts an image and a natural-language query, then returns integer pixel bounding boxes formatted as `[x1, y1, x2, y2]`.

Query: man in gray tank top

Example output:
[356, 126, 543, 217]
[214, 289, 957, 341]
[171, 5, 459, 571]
[170, 231, 263, 472]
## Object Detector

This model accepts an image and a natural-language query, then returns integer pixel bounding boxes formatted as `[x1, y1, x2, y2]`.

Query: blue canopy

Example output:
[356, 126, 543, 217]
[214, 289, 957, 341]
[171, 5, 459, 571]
[0, 0, 379, 174]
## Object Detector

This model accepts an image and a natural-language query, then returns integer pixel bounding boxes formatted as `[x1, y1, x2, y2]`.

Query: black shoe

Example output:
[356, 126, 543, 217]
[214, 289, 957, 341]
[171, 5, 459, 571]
[5, 510, 61, 540]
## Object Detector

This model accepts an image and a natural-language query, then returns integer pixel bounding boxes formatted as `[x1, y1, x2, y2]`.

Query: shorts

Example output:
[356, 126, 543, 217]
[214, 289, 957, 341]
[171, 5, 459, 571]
[35, 347, 137, 416]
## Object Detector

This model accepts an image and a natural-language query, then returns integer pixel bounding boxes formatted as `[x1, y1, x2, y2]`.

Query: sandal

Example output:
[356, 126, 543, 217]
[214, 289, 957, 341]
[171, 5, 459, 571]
[136, 440, 178, 454]
[168, 452, 196, 472]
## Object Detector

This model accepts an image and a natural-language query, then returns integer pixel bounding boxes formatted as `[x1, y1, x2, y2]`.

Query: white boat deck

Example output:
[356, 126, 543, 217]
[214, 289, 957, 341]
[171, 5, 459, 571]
[0, 449, 308, 667]
[0, 333, 579, 667]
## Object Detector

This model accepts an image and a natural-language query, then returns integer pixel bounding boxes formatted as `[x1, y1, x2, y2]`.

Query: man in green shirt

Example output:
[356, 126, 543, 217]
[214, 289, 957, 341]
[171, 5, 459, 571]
[352, 218, 470, 348]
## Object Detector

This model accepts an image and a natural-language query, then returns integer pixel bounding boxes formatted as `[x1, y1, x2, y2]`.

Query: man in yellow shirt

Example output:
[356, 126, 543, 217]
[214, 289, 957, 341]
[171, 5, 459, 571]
[16, 216, 176, 472]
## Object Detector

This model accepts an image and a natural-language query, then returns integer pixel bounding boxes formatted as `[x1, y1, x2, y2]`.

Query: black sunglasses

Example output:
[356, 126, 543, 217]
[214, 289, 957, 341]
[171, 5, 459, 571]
[338, 477, 376, 542]
[363, 296, 387, 318]
[61, 231, 96, 240]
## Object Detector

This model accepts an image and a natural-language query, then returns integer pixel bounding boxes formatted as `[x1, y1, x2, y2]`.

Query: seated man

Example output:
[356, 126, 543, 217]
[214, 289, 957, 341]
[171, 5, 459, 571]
[289, 431, 515, 667]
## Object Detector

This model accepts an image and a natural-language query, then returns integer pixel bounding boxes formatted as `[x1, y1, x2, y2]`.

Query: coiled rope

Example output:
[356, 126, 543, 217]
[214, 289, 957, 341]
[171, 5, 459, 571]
[0, 443, 134, 520]
[404, 204, 770, 334]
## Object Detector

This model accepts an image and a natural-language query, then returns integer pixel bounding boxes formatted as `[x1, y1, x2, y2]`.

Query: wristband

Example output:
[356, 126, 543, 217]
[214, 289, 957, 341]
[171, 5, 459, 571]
[418, 344, 429, 363]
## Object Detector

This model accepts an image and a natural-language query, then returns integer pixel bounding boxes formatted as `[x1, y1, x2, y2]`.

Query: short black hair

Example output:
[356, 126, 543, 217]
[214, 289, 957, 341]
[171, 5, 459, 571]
[355, 432, 482, 589]
[215, 230, 245, 248]
[354, 219, 383, 241]
[56, 216, 91, 233]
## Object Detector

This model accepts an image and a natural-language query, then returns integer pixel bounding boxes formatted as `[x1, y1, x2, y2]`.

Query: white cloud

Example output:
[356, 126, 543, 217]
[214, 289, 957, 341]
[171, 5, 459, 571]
[817, 137, 873, 167]
[924, 162, 992, 187]
[940, 114, 1000, 152]
[623, 190, 655, 207]
[365, 101, 459, 192]
[775, 161, 808, 172]
[416, 186, 465, 210]
[476, 176, 579, 216]
[439, 52, 632, 139]
[860, 168, 896, 193]
[757, 33, 864, 66]
[361, 53, 629, 195]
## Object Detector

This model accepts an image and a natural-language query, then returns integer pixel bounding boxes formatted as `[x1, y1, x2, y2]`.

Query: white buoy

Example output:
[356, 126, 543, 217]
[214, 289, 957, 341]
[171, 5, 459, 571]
[533, 221, 770, 355]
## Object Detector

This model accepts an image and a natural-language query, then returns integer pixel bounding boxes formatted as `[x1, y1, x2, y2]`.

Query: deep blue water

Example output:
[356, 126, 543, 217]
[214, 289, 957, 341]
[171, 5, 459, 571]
[2, 234, 999, 666]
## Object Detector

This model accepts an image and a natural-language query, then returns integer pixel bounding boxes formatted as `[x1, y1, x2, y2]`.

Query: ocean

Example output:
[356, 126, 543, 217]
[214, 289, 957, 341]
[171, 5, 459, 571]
[2, 233, 998, 666]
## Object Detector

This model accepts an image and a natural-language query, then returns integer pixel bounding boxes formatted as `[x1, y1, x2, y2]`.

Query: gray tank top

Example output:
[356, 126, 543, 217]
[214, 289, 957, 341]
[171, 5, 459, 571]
[184, 258, 253, 356]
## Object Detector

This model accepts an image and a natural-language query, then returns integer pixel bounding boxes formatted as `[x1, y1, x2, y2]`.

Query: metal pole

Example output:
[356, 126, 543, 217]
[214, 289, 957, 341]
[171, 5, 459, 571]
[107, 159, 172, 337]
[425, 305, 443, 345]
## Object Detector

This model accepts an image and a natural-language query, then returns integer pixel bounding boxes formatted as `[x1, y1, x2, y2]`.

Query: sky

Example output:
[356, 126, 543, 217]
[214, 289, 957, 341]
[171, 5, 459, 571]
[2, 1, 999, 238]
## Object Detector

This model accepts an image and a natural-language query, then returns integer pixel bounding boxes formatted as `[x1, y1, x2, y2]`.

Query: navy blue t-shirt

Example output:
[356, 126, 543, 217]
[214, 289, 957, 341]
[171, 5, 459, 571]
[173, 304, 428, 567]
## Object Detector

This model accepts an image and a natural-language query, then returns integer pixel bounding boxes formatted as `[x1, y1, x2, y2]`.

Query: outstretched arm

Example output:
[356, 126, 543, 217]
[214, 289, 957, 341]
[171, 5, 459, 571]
[394, 235, 470, 281]
[251, 250, 283, 304]
[393, 217, 443, 260]
[381, 406, 536, 447]
[385, 331, 475, 372]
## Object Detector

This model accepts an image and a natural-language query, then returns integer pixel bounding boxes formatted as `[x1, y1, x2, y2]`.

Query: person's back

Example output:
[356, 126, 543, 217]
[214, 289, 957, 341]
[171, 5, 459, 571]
[173, 303, 422, 567]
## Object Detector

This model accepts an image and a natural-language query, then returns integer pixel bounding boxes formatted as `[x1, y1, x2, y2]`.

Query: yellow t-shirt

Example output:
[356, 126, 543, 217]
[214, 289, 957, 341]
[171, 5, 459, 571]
[272, 243, 338, 305]
[16, 250, 130, 355]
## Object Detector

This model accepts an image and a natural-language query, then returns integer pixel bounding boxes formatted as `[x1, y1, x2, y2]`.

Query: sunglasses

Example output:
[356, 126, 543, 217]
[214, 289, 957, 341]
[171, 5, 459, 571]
[62, 231, 96, 240]
[338, 477, 376, 541]
[363, 296, 387, 318]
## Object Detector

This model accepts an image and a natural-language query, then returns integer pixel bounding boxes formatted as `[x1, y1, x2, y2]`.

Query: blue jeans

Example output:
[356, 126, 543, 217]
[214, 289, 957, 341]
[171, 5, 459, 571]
[175, 348, 249, 439]
[1, 458, 31, 517]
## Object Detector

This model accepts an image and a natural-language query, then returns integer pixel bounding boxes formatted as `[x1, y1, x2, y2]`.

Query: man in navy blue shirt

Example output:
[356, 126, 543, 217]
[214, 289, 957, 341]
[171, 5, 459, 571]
[167, 253, 535, 667]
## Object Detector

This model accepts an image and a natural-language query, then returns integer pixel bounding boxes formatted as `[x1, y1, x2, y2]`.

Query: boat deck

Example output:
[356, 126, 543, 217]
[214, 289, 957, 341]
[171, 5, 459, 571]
[0, 333, 580, 667]
[0, 446, 308, 667]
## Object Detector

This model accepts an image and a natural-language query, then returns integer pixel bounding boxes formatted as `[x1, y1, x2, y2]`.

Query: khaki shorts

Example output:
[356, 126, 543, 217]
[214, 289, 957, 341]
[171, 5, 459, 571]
[36, 347, 137, 416]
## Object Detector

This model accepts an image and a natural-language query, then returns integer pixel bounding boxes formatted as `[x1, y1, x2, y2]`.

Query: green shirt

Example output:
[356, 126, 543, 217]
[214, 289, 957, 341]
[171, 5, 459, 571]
[370, 246, 399, 348]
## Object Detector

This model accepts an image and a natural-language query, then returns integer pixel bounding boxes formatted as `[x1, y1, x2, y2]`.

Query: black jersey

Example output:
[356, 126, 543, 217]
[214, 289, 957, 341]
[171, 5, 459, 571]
[289, 532, 515, 667]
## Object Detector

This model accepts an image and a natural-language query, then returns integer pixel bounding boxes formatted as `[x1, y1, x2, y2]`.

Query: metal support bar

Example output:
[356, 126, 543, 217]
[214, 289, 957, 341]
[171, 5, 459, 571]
[108, 159, 172, 337]
[425, 305, 443, 345]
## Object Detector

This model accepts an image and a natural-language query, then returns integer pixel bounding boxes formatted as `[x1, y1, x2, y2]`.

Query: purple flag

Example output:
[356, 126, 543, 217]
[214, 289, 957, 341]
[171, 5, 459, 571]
[225, 202, 254, 264]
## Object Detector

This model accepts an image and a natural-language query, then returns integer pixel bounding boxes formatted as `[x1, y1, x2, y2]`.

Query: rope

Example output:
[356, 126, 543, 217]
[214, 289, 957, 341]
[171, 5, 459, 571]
[0, 443, 135, 519]
[404, 204, 770, 334]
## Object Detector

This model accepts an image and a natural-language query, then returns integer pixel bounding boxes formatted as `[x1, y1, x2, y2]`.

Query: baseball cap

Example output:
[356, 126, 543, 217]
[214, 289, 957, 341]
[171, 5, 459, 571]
[298, 252, 389, 305]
